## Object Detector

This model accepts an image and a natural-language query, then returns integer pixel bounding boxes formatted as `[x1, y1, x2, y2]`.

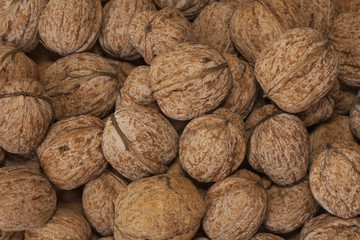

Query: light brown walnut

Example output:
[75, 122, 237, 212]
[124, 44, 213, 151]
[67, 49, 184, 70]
[297, 95, 334, 127]
[153, 0, 215, 19]
[250, 233, 284, 240]
[106, 58, 135, 88]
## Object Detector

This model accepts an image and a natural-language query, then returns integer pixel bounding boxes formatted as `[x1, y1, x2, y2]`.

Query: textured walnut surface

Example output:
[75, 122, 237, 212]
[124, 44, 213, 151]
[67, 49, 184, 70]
[153, 0, 215, 19]
[306, 0, 335, 34]
[334, 86, 357, 115]
[334, 0, 360, 15]
[250, 233, 284, 240]
[297, 95, 334, 127]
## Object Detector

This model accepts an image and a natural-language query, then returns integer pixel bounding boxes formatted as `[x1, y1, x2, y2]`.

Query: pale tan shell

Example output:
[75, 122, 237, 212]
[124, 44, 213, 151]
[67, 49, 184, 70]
[38, 0, 102, 56]
[106, 58, 135, 88]
[306, 0, 335, 34]
[250, 233, 284, 240]
[1, 151, 40, 171]
[350, 93, 360, 140]
[129, 7, 194, 65]
[203, 173, 268, 240]
[99, 0, 155, 60]
[309, 141, 360, 218]
[24, 208, 92, 240]
[221, 54, 257, 119]
[328, 12, 360, 87]
[300, 214, 360, 240]
[114, 174, 206, 240]
[83, 171, 128, 236]
[297, 95, 334, 127]
[0, 166, 57, 232]
[37, 115, 108, 190]
[150, 43, 232, 121]
[333, 86, 357, 115]
[166, 156, 187, 177]
[0, 78, 53, 154]
[0, 231, 24, 240]
[192, 2, 236, 54]
[0, 46, 38, 88]
[0, 0, 47, 52]
[43, 52, 119, 120]
[255, 27, 338, 113]
[180, 108, 246, 182]
[102, 105, 178, 181]
[334, 0, 360, 15]
[153, 0, 215, 19]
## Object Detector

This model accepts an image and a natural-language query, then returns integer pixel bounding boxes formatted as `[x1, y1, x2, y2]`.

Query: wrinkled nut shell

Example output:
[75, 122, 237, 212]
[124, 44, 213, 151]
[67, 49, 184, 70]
[153, 0, 215, 19]
[306, 0, 335, 34]
[250, 233, 284, 240]
[297, 95, 334, 127]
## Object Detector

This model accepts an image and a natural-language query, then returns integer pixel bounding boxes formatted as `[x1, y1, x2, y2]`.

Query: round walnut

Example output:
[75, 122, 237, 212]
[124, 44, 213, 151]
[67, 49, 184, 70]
[24, 208, 91, 240]
[300, 214, 360, 240]
[83, 171, 128, 237]
[129, 7, 194, 65]
[250, 233, 284, 240]
[310, 141, 360, 218]
[37, 115, 108, 190]
[150, 43, 232, 121]
[0, 0, 47, 52]
[102, 105, 178, 181]
[328, 12, 360, 87]
[255, 27, 338, 113]
[99, 0, 155, 60]
[0, 231, 24, 240]
[153, 0, 215, 19]
[43, 52, 119, 120]
[180, 108, 246, 182]
[297, 95, 334, 127]
[203, 171, 268, 240]
[0, 45, 38, 88]
[306, 0, 335, 34]
[38, 0, 102, 56]
[0, 78, 53, 154]
[114, 174, 206, 240]
[0, 166, 57, 232]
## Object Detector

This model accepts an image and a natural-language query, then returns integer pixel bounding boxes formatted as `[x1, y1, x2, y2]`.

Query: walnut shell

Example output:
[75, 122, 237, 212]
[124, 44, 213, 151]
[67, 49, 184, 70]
[129, 7, 194, 65]
[37, 115, 108, 190]
[0, 78, 53, 154]
[24, 208, 92, 240]
[0, 231, 24, 240]
[203, 172, 268, 240]
[38, 0, 102, 56]
[334, 86, 357, 115]
[102, 105, 178, 181]
[43, 52, 119, 120]
[106, 58, 135, 88]
[250, 233, 284, 240]
[255, 27, 338, 113]
[99, 0, 155, 60]
[328, 12, 360, 87]
[0, 166, 57, 232]
[153, 0, 215, 19]
[309, 141, 360, 218]
[150, 43, 232, 121]
[297, 95, 334, 127]
[306, 0, 335, 34]
[83, 171, 128, 236]
[114, 174, 206, 240]
[335, 0, 360, 15]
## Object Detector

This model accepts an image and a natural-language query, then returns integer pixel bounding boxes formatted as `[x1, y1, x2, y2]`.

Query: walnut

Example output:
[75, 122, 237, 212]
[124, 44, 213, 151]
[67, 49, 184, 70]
[334, 0, 360, 16]
[166, 156, 187, 178]
[102, 105, 178, 181]
[43, 52, 119, 120]
[83, 171, 128, 236]
[114, 174, 206, 240]
[37, 60, 53, 86]
[255, 27, 338, 113]
[38, 0, 102, 56]
[37, 115, 108, 190]
[153, 0, 215, 19]
[309, 141, 360, 218]
[203, 171, 268, 240]
[129, 7, 194, 65]
[150, 43, 232, 121]
[0, 231, 24, 240]
[250, 233, 284, 240]
[0, 78, 52, 154]
[328, 12, 360, 87]
[306, 0, 335, 34]
[24, 208, 92, 240]
[99, 0, 155, 60]
[297, 95, 334, 127]
[0, 166, 57, 232]
[106, 58, 134, 88]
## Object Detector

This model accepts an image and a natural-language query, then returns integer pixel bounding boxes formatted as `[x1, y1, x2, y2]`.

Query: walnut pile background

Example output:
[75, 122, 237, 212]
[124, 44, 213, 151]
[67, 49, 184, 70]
[1, 0, 360, 239]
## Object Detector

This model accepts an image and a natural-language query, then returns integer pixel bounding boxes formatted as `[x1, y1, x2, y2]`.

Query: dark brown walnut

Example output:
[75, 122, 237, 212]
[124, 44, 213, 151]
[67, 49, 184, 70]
[334, 0, 360, 15]
[264, 177, 319, 234]
[38, 0, 102, 56]
[43, 52, 119, 120]
[106, 58, 134, 88]
[0, 45, 38, 88]
[306, 0, 335, 34]
[350, 92, 360, 140]
[2, 151, 40, 171]
[300, 214, 360, 240]
[247, 105, 309, 186]
[309, 141, 360, 218]
[328, 12, 360, 87]
[150, 43, 232, 121]
[24, 208, 92, 240]
[99, 0, 155, 60]
[114, 174, 206, 240]
[83, 171, 128, 237]
[0, 78, 53, 154]
[334, 86, 357, 114]
[0, 231, 24, 240]
[230, 0, 307, 65]
[203, 172, 268, 240]
[192, 2, 237, 54]
[0, 0, 47, 52]
[297, 95, 334, 127]
[221, 54, 257, 119]
[255, 27, 338, 113]
[37, 115, 108, 190]
[0, 166, 57, 232]
[102, 105, 178, 181]
[129, 7, 194, 65]
[250, 233, 284, 240]
[153, 0, 215, 19]
[180, 108, 246, 182]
